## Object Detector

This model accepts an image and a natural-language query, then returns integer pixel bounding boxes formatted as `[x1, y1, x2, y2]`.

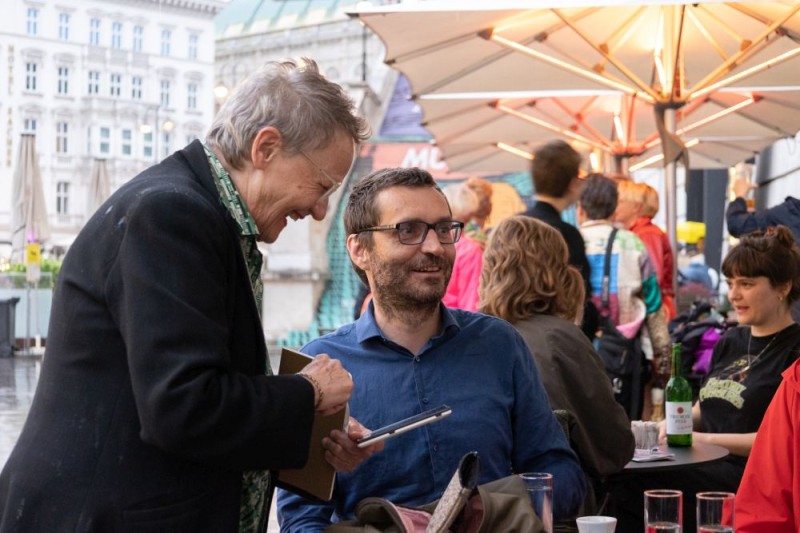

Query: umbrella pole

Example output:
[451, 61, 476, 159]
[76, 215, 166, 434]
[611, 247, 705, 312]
[24, 281, 31, 356]
[664, 107, 679, 297]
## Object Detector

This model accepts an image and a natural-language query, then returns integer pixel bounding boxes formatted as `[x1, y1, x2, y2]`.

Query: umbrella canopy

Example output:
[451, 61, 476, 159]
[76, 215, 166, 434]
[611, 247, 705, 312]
[88, 158, 111, 215]
[351, 0, 800, 251]
[415, 87, 798, 173]
[10, 134, 50, 262]
[352, 0, 800, 171]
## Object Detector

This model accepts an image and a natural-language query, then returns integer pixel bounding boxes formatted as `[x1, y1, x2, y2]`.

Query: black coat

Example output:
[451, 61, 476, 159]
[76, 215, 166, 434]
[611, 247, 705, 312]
[0, 141, 314, 532]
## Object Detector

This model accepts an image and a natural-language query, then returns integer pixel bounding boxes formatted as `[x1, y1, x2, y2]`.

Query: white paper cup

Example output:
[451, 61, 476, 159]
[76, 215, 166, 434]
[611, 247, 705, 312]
[576, 515, 617, 532]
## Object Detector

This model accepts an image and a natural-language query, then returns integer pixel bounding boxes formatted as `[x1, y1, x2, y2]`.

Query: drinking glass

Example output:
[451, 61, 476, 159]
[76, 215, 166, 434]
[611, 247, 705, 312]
[520, 472, 553, 533]
[696, 492, 735, 533]
[644, 489, 682, 532]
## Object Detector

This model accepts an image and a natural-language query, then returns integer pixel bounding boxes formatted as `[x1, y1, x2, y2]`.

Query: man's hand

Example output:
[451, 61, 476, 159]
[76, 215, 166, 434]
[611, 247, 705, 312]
[733, 177, 756, 200]
[323, 417, 384, 473]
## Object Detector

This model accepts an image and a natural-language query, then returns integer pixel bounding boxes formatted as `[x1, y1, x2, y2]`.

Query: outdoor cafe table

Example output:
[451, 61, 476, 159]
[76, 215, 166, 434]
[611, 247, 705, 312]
[621, 442, 729, 473]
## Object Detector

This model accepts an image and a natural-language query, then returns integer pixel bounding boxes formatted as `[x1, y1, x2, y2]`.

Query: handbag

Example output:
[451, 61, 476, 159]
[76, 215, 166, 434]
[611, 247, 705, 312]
[593, 228, 645, 419]
[325, 452, 544, 533]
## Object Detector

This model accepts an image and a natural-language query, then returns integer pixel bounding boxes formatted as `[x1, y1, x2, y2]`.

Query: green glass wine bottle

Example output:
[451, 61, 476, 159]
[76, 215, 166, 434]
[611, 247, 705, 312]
[666, 343, 693, 447]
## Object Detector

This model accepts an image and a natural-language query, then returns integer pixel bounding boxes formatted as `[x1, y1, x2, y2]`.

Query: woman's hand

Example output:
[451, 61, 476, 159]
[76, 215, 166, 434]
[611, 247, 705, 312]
[323, 417, 385, 473]
[300, 354, 353, 415]
[657, 419, 667, 444]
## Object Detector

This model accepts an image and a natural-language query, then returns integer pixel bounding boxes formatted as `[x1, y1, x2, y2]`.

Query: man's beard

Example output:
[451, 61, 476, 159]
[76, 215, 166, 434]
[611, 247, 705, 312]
[370, 254, 453, 318]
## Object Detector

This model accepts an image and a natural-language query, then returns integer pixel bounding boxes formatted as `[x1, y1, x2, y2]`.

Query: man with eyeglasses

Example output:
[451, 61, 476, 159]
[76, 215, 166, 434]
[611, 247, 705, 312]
[278, 167, 586, 531]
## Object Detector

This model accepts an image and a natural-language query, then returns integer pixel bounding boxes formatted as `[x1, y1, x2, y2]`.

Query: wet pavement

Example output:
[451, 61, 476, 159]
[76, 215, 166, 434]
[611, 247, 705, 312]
[0, 354, 282, 531]
[0, 355, 39, 469]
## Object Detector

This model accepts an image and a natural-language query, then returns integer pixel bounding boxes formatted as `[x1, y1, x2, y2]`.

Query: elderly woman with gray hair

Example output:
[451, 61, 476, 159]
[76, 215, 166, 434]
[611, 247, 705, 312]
[0, 58, 381, 532]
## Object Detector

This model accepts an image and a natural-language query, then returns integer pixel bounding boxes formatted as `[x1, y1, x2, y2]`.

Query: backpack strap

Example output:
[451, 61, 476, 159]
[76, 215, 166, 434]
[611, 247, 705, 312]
[601, 228, 619, 315]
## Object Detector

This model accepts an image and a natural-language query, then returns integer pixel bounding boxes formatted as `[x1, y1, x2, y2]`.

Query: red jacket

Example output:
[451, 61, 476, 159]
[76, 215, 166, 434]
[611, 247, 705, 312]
[736, 359, 800, 532]
[630, 217, 676, 319]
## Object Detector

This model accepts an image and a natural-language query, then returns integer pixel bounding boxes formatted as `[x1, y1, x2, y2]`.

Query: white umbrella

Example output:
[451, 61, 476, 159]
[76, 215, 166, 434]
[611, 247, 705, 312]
[10, 134, 50, 263]
[88, 158, 111, 215]
[351, 0, 800, 251]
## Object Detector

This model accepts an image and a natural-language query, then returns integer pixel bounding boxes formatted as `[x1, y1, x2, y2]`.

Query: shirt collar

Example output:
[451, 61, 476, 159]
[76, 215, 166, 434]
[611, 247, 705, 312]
[202, 144, 259, 237]
[355, 299, 461, 346]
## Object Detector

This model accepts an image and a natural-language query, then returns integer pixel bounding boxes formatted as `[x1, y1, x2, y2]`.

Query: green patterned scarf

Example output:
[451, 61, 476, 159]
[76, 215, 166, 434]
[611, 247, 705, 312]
[203, 144, 272, 533]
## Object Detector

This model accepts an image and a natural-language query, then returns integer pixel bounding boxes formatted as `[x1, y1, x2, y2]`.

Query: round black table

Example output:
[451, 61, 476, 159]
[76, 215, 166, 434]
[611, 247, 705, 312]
[621, 442, 729, 473]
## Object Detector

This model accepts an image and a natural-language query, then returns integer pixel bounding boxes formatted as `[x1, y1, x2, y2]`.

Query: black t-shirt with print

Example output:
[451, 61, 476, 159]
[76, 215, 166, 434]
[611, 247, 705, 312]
[700, 323, 800, 439]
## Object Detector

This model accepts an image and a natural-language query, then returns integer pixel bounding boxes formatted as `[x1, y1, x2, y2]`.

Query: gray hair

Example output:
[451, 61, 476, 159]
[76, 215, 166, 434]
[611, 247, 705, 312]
[205, 58, 370, 169]
[579, 173, 618, 220]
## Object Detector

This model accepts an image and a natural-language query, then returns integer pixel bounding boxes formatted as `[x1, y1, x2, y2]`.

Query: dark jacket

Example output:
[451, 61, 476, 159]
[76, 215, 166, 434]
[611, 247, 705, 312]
[726, 196, 800, 244]
[0, 141, 314, 532]
[523, 201, 598, 338]
[514, 314, 635, 479]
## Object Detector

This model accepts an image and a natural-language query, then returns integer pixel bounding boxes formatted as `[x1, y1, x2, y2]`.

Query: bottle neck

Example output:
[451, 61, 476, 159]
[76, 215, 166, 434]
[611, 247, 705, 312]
[671, 347, 682, 378]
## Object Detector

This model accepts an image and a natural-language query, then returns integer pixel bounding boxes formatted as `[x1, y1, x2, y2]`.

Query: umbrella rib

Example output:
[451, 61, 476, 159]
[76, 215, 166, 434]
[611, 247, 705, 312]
[411, 35, 535, 96]
[549, 97, 615, 150]
[385, 31, 476, 66]
[496, 102, 608, 151]
[685, 8, 728, 62]
[550, 8, 660, 102]
[421, 101, 497, 127]
[689, 3, 800, 94]
[690, 45, 800, 101]
[488, 33, 654, 104]
[726, 2, 800, 41]
[435, 104, 513, 144]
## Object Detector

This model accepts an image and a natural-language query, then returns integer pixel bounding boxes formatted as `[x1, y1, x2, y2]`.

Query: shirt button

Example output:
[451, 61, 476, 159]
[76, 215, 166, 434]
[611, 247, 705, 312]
[414, 356, 420, 362]
[433, 444, 439, 452]
[422, 398, 429, 404]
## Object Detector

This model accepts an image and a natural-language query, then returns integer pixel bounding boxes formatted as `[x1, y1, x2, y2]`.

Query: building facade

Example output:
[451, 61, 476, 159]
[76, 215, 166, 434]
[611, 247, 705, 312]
[0, 0, 224, 256]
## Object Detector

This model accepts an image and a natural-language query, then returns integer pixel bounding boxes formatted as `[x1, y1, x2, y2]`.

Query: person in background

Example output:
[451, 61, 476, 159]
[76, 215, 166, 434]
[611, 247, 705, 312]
[0, 58, 377, 532]
[523, 139, 597, 340]
[278, 167, 586, 531]
[727, 176, 800, 322]
[736, 356, 800, 532]
[612, 225, 800, 533]
[465, 176, 493, 247]
[614, 180, 676, 320]
[442, 183, 483, 311]
[676, 221, 718, 313]
[727, 176, 800, 244]
[578, 173, 671, 420]
[480, 216, 634, 507]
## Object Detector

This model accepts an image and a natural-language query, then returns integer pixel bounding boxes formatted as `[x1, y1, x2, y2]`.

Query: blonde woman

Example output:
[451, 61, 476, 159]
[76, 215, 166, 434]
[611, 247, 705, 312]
[614, 180, 676, 319]
[480, 216, 634, 481]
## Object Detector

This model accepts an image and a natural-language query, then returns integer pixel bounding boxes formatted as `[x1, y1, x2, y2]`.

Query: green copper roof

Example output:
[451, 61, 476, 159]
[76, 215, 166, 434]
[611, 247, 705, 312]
[216, 0, 356, 37]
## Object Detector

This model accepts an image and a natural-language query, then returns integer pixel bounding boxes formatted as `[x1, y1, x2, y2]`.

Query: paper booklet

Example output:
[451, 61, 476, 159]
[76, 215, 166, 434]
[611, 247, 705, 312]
[276, 348, 349, 502]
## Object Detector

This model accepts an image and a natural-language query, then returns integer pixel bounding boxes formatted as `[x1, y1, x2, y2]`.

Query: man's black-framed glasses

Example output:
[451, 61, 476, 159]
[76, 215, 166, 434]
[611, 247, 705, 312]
[357, 220, 464, 245]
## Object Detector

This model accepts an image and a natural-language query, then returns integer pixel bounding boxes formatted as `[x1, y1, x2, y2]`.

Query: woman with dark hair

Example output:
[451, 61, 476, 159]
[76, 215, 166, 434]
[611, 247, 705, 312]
[611, 225, 800, 533]
[480, 216, 634, 486]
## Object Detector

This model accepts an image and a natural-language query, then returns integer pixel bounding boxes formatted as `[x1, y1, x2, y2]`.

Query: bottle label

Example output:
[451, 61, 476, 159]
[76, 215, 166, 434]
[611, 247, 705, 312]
[666, 401, 693, 434]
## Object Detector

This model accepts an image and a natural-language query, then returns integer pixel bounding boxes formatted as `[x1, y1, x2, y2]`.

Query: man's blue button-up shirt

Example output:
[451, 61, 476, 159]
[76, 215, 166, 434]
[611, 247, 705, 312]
[277, 304, 585, 531]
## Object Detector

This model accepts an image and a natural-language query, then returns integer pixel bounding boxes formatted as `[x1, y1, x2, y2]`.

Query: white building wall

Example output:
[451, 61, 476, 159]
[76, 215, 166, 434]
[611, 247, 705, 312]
[0, 0, 223, 256]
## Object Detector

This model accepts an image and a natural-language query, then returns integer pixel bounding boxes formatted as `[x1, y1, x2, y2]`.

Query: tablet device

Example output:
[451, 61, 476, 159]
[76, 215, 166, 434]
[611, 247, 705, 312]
[356, 405, 452, 448]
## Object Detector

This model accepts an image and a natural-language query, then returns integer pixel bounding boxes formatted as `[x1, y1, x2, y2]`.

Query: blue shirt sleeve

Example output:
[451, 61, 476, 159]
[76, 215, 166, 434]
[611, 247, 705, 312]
[509, 332, 587, 519]
[276, 484, 336, 532]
